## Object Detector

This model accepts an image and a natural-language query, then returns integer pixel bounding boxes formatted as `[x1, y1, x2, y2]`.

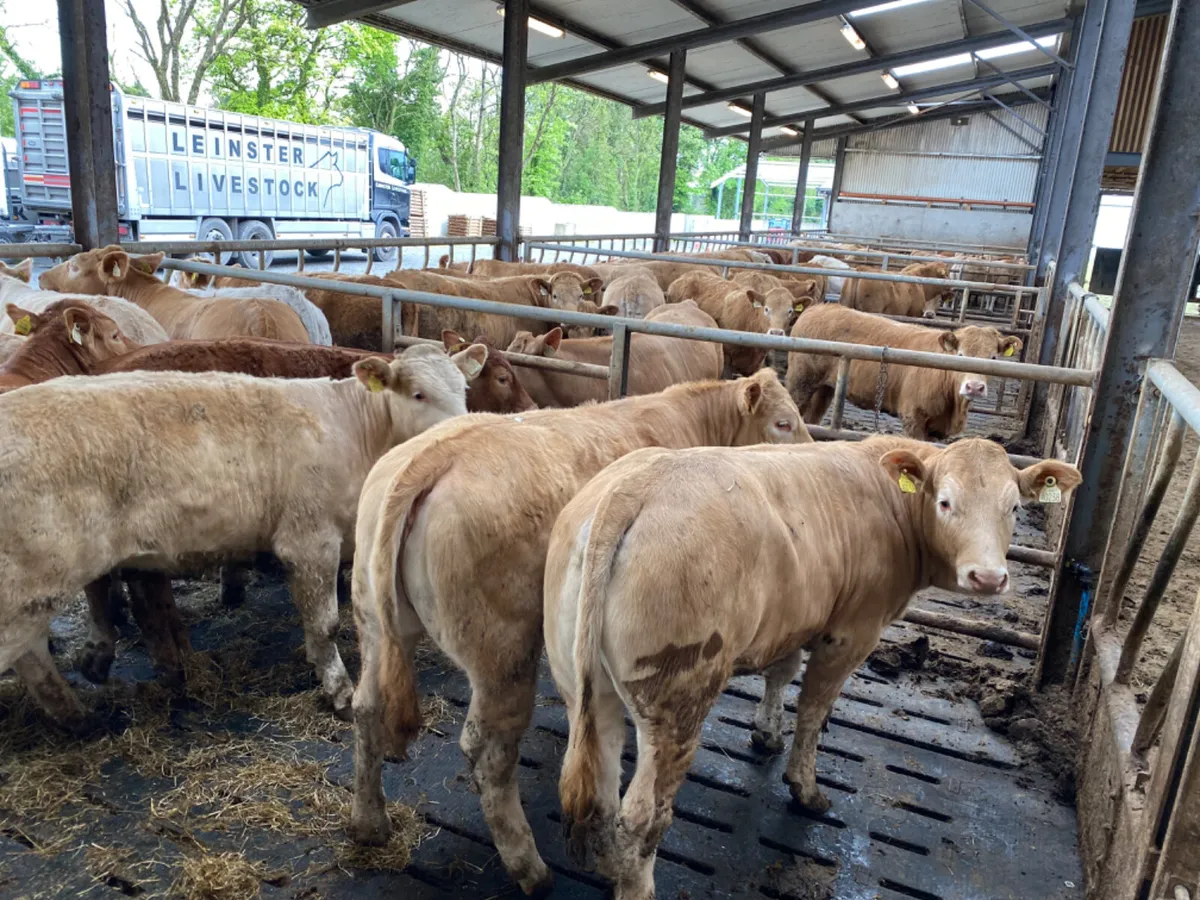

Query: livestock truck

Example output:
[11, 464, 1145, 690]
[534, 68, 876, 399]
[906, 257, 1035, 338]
[10, 80, 416, 265]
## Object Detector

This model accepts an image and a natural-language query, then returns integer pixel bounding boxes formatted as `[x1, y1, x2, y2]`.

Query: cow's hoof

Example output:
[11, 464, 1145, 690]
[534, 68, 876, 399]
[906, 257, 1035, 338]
[750, 728, 784, 753]
[349, 808, 391, 846]
[79, 643, 115, 685]
[786, 778, 832, 813]
[518, 862, 554, 898]
[332, 699, 354, 723]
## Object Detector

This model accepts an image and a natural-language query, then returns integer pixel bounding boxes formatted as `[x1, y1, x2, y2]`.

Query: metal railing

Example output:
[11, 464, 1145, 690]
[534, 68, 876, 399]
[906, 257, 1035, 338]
[1049, 281, 1111, 461]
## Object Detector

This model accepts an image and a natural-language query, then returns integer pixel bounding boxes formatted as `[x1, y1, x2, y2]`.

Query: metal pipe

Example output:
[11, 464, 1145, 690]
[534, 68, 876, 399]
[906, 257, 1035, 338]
[157, 258, 1095, 386]
[526, 242, 1039, 297]
[0, 242, 83, 258]
[1131, 630, 1184, 757]
[803, 424, 1044, 469]
[392, 334, 609, 379]
[654, 50, 687, 254]
[830, 357, 851, 431]
[1099, 412, 1186, 627]
[122, 236, 499, 253]
[901, 608, 1041, 651]
[1115, 448, 1200, 684]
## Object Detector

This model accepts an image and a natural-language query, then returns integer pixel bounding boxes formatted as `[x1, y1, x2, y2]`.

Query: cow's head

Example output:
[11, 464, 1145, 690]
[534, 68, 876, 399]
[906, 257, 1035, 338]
[758, 286, 803, 336]
[353, 342, 486, 440]
[880, 438, 1081, 595]
[443, 330, 536, 414]
[938, 326, 1024, 400]
[781, 277, 820, 324]
[6, 299, 140, 364]
[40, 247, 166, 294]
[732, 367, 811, 445]
[0, 259, 33, 283]
[907, 261, 953, 318]
[531, 273, 606, 314]
[170, 260, 215, 290]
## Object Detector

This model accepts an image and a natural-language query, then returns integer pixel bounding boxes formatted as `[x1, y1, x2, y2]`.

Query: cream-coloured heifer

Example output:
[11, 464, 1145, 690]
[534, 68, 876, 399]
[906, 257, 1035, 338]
[0, 344, 485, 727]
[350, 370, 807, 895]
[505, 302, 722, 407]
[40, 247, 310, 342]
[547, 437, 1081, 899]
[603, 269, 664, 319]
[787, 305, 1022, 439]
[840, 261, 952, 318]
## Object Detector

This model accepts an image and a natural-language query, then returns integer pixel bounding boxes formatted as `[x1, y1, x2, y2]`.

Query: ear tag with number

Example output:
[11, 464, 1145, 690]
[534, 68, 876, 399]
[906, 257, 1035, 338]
[1004, 345, 1015, 357]
[13, 315, 31, 336]
[367, 375, 384, 393]
[1039, 475, 1061, 504]
[898, 472, 917, 494]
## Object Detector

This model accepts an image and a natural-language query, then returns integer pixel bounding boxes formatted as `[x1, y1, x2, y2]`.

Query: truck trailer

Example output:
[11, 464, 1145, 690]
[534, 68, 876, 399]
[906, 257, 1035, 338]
[10, 81, 415, 264]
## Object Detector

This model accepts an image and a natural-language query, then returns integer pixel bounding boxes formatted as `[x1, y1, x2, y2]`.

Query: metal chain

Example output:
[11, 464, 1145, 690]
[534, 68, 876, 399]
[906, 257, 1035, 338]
[873, 347, 890, 431]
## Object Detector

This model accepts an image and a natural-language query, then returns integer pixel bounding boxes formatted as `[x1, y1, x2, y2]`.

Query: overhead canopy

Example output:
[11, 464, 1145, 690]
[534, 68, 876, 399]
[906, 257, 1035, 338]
[297, 0, 1076, 142]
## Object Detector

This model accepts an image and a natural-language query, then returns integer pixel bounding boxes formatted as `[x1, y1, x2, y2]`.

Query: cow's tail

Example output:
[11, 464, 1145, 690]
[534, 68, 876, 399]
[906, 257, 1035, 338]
[559, 486, 640, 832]
[366, 455, 452, 757]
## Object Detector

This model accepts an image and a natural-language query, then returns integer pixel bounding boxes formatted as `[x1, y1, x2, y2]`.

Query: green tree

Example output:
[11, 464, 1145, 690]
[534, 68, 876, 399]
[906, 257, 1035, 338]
[0, 11, 44, 137]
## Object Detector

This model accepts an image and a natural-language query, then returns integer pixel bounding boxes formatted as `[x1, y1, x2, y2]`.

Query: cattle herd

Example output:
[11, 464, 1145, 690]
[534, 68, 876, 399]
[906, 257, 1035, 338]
[0, 242, 1079, 900]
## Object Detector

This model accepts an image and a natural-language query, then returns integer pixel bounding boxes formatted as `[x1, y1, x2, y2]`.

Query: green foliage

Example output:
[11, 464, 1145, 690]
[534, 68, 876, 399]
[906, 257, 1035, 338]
[0, 7, 45, 138]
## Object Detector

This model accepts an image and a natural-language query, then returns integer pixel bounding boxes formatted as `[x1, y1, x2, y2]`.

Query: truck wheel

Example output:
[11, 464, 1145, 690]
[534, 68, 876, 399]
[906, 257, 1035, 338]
[305, 249, 332, 260]
[236, 220, 274, 269]
[372, 221, 398, 263]
[197, 218, 234, 264]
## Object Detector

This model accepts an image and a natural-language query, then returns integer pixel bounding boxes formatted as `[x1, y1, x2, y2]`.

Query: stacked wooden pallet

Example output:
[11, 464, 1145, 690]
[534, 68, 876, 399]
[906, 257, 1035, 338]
[408, 189, 427, 238]
[448, 215, 484, 237]
[482, 217, 497, 236]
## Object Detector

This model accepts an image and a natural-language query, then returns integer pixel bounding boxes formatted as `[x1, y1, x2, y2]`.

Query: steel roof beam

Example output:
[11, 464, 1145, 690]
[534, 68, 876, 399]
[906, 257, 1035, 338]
[962, 0, 1073, 69]
[633, 16, 1071, 118]
[973, 51, 1053, 107]
[306, 0, 419, 29]
[527, 0, 868, 84]
[703, 62, 1057, 137]
[760, 87, 1050, 150]
[983, 110, 1043, 152]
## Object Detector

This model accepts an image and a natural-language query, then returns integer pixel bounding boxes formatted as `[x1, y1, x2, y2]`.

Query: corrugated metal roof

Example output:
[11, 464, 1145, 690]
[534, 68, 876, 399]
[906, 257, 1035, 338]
[317, 0, 1073, 135]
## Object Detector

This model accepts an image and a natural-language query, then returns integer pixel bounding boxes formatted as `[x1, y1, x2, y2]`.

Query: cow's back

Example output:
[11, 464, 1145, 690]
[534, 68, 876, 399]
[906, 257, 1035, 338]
[95, 339, 383, 379]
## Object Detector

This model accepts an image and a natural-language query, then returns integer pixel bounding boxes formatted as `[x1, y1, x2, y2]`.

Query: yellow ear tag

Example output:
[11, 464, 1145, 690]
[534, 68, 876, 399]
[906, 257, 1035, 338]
[367, 375, 384, 393]
[13, 315, 31, 336]
[794, 302, 806, 312]
[583, 286, 593, 294]
[898, 472, 917, 494]
[1038, 475, 1061, 504]
[1004, 345, 1015, 357]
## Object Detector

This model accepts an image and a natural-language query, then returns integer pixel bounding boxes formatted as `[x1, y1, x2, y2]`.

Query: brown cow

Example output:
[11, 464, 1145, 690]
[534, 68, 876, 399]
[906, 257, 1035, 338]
[0, 332, 23, 365]
[619, 259, 728, 293]
[546, 437, 1081, 898]
[666, 271, 770, 374]
[505, 301, 722, 408]
[441, 331, 537, 414]
[731, 270, 819, 334]
[464, 258, 604, 285]
[40, 248, 311, 343]
[0, 300, 141, 393]
[349, 370, 807, 895]
[840, 261, 953, 318]
[786, 304, 1023, 439]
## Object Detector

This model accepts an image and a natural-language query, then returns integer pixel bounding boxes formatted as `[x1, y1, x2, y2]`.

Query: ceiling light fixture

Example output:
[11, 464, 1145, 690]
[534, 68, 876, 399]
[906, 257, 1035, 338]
[496, 6, 565, 38]
[907, 103, 921, 115]
[781, 126, 800, 136]
[728, 103, 754, 118]
[647, 68, 670, 84]
[840, 21, 867, 50]
[881, 71, 900, 90]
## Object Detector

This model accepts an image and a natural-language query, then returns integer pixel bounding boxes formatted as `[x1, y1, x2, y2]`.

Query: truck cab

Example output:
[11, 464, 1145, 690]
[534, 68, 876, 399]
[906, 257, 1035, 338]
[369, 133, 415, 262]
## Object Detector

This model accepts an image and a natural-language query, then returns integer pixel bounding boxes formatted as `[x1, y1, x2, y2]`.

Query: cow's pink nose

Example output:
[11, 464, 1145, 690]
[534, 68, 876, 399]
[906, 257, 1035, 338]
[967, 568, 1008, 593]
[961, 379, 988, 398]
[768, 328, 785, 336]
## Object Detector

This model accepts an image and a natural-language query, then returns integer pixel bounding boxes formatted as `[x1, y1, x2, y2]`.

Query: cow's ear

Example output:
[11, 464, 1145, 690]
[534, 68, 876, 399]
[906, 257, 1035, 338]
[939, 332, 960, 352]
[879, 449, 927, 495]
[1, 259, 33, 282]
[543, 327, 563, 356]
[531, 277, 553, 303]
[999, 335, 1023, 358]
[584, 277, 604, 297]
[130, 252, 164, 275]
[740, 374, 768, 414]
[353, 358, 393, 393]
[100, 249, 133, 283]
[442, 329, 467, 351]
[451, 343, 488, 381]
[438, 254, 451, 268]
[595, 304, 619, 316]
[747, 289, 765, 309]
[6, 303, 41, 335]
[1018, 460, 1082, 503]
[62, 307, 93, 346]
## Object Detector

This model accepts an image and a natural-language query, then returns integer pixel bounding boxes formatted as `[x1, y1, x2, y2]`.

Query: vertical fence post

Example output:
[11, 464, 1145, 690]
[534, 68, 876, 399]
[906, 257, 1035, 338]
[495, 0, 528, 262]
[654, 50, 686, 254]
[790, 119, 813, 238]
[1039, 0, 1200, 684]
[381, 291, 395, 352]
[607, 323, 632, 400]
[739, 93, 766, 242]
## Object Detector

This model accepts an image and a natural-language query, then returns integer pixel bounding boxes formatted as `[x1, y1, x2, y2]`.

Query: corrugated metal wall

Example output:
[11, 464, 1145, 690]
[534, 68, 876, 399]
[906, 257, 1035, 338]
[1109, 14, 1166, 154]
[837, 107, 1048, 204]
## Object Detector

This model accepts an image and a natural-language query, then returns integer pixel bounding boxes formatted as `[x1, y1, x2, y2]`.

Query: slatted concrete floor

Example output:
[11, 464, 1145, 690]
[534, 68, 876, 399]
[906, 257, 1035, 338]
[337, 648, 1083, 900]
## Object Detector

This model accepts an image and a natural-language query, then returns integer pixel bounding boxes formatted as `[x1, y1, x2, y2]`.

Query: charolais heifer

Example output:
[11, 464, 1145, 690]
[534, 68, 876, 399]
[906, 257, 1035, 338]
[0, 343, 485, 728]
[349, 369, 807, 895]
[546, 437, 1081, 899]
[787, 304, 1022, 439]
[840, 261, 953, 319]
